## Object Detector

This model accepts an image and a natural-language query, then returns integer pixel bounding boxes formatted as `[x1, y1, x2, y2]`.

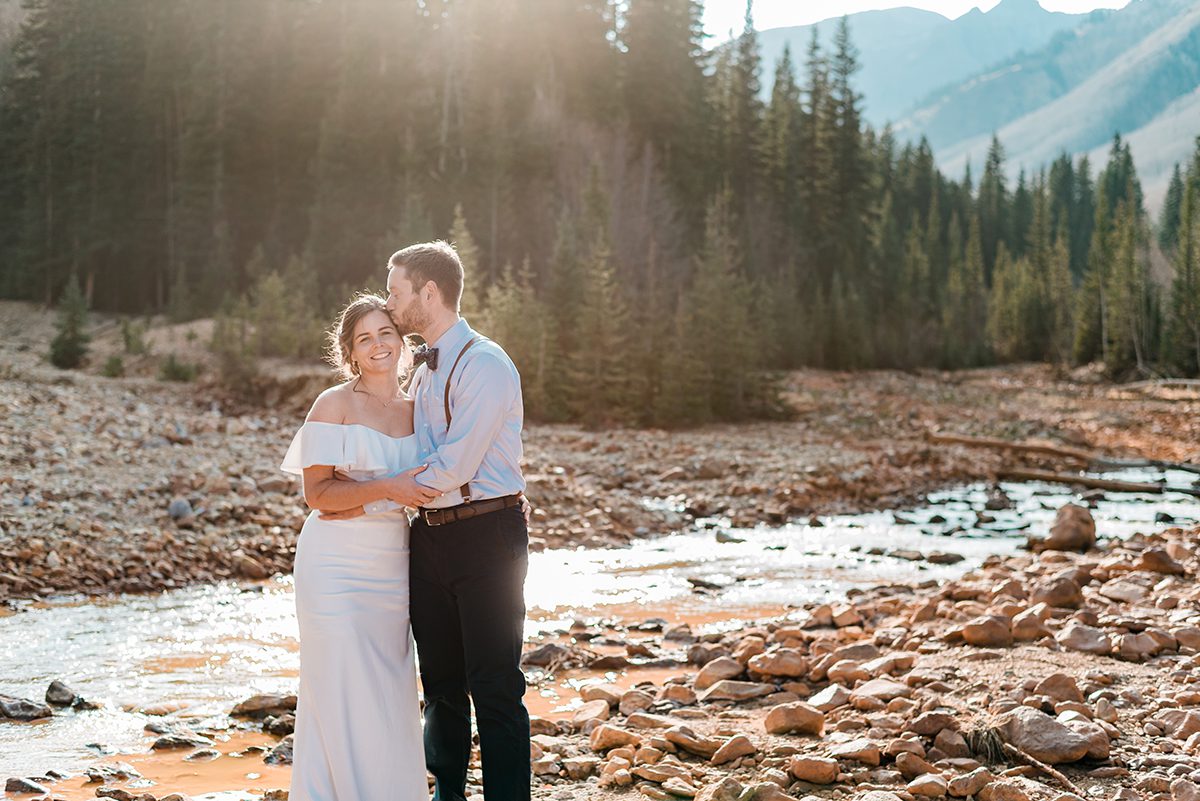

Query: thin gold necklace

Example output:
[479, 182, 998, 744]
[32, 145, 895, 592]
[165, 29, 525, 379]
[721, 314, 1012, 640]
[352, 377, 401, 408]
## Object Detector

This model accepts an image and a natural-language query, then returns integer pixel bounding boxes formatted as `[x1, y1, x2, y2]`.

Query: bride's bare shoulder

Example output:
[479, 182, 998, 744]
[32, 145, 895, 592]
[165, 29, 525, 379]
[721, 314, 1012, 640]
[306, 382, 355, 424]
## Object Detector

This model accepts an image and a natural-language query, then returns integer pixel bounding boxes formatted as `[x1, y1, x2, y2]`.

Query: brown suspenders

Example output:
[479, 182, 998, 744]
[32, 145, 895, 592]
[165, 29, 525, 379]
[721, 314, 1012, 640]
[443, 336, 482, 503]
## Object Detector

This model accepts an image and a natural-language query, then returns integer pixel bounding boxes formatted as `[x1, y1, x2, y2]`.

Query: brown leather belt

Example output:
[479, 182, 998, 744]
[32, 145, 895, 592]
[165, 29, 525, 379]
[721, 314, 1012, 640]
[419, 494, 523, 527]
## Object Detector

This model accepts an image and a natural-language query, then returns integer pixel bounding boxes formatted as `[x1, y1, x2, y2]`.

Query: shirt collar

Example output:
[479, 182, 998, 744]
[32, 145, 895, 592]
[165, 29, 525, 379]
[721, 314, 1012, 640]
[427, 318, 473, 357]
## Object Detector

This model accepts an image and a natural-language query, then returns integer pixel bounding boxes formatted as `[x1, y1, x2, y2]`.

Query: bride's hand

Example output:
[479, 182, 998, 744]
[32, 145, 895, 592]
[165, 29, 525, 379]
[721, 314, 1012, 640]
[382, 465, 440, 508]
[520, 495, 533, 525]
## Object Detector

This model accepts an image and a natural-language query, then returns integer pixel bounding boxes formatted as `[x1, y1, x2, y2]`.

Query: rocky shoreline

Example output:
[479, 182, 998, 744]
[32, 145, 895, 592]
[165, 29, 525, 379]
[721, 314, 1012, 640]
[4, 509, 1200, 801]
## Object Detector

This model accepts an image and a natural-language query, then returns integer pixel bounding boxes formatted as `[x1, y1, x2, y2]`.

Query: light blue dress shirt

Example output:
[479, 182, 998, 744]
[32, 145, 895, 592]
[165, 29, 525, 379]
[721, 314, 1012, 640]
[410, 318, 526, 508]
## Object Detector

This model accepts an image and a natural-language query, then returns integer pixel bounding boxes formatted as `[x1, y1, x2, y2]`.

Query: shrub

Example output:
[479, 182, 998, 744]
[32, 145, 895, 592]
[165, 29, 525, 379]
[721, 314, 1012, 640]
[159, 354, 198, 382]
[101, 356, 125, 377]
[49, 275, 90, 369]
[120, 318, 149, 355]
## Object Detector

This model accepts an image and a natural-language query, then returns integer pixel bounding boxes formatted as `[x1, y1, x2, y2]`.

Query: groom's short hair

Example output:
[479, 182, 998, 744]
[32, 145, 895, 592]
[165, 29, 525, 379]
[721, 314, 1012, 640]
[388, 240, 465, 311]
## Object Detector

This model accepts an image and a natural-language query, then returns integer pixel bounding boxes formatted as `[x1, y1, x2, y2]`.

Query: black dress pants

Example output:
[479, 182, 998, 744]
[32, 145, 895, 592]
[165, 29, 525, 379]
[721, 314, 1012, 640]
[410, 505, 530, 801]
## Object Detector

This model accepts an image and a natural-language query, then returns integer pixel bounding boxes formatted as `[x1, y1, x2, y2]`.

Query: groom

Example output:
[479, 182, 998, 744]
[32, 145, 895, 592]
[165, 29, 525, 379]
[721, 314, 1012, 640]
[323, 240, 531, 800]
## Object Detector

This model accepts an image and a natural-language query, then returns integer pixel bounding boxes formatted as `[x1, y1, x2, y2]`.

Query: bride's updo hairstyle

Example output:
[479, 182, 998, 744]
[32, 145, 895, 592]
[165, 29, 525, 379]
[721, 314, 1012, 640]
[325, 293, 407, 380]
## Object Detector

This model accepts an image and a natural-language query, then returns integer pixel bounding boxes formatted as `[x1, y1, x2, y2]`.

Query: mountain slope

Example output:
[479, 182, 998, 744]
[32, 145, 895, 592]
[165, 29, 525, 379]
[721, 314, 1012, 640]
[756, 0, 1088, 126]
[896, 0, 1191, 153]
[922, 0, 1200, 211]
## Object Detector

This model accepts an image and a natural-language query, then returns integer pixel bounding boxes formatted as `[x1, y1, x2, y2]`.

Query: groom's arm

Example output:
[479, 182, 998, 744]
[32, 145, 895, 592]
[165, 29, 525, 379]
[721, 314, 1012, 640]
[413, 351, 518, 496]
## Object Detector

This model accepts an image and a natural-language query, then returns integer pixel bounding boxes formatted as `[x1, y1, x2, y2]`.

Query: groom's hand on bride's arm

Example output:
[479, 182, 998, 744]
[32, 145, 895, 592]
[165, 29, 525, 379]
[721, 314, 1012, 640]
[381, 465, 441, 508]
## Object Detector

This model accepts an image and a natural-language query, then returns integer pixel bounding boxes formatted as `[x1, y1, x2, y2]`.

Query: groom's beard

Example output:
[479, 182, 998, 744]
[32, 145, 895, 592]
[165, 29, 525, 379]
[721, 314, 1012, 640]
[391, 301, 429, 337]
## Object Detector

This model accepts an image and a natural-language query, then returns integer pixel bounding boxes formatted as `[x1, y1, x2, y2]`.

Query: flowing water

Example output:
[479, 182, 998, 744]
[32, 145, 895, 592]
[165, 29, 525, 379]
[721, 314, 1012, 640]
[0, 469, 1196, 798]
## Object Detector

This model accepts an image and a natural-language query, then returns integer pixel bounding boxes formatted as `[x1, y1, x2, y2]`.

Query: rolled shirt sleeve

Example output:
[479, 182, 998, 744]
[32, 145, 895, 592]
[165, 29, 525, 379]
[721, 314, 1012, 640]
[414, 351, 520, 497]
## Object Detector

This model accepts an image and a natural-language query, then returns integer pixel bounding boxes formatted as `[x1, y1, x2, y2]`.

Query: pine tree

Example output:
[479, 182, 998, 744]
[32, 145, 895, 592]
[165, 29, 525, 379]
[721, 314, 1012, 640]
[829, 15, 870, 285]
[1073, 187, 1113, 366]
[449, 203, 485, 320]
[987, 244, 1019, 361]
[798, 27, 835, 286]
[828, 272, 873, 369]
[761, 43, 803, 259]
[684, 190, 760, 418]
[1105, 196, 1151, 376]
[1023, 174, 1053, 358]
[726, 2, 764, 208]
[978, 134, 1009, 284]
[1159, 163, 1184, 255]
[900, 218, 934, 366]
[943, 212, 987, 367]
[483, 259, 555, 419]
[652, 297, 710, 426]
[49, 274, 90, 369]
[1009, 170, 1033, 260]
[566, 245, 632, 426]
[1165, 151, 1200, 375]
[1048, 222, 1075, 364]
[1070, 155, 1096, 281]
[621, 0, 707, 214]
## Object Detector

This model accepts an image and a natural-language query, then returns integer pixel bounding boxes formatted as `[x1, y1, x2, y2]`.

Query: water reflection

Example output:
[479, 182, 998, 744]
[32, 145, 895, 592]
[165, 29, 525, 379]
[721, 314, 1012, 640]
[0, 471, 1194, 777]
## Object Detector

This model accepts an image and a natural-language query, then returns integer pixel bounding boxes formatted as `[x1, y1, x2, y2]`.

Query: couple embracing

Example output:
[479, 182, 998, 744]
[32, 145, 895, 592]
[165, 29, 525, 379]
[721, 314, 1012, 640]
[279, 241, 532, 801]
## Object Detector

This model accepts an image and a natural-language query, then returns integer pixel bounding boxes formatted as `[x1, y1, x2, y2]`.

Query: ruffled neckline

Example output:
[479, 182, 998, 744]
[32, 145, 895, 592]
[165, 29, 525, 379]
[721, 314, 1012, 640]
[302, 421, 416, 441]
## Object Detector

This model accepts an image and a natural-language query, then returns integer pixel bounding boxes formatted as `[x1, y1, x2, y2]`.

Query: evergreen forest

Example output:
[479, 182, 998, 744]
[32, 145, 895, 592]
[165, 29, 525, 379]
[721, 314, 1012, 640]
[1, 1, 1198, 426]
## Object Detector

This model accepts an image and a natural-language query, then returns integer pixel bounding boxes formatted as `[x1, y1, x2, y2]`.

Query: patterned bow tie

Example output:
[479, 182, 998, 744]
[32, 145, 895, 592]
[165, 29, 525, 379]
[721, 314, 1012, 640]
[412, 344, 439, 371]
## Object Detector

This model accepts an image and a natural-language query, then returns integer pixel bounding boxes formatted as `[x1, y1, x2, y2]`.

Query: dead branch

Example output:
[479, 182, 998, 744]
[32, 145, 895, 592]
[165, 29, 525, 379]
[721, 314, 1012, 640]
[1122, 378, 1200, 391]
[928, 431, 1200, 476]
[926, 432, 1095, 462]
[996, 468, 1200, 497]
[1000, 743, 1083, 795]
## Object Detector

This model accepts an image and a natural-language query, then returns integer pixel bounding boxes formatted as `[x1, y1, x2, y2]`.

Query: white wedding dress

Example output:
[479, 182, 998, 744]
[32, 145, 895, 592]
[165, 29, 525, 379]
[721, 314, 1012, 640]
[281, 421, 428, 801]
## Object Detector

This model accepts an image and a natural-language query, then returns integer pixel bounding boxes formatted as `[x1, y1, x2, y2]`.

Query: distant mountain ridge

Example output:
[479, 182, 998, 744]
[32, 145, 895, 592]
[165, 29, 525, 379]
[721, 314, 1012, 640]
[894, 0, 1200, 211]
[756, 0, 1092, 126]
[756, 0, 1198, 211]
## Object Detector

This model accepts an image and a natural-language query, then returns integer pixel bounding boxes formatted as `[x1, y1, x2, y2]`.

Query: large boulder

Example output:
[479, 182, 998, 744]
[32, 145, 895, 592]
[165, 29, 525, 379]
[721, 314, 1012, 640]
[1030, 577, 1083, 609]
[1032, 674, 1083, 703]
[695, 657, 744, 690]
[45, 680, 80, 707]
[789, 755, 839, 784]
[0, 694, 53, 721]
[711, 734, 757, 766]
[1030, 504, 1095, 552]
[694, 777, 743, 801]
[995, 706, 1090, 764]
[589, 724, 642, 752]
[1055, 624, 1112, 655]
[747, 649, 809, 678]
[764, 702, 825, 736]
[231, 694, 297, 719]
[698, 680, 774, 703]
[961, 615, 1013, 648]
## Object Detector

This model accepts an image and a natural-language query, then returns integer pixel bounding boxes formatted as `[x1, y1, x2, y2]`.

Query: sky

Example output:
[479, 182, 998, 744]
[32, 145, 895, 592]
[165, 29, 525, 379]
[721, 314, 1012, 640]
[702, 0, 1133, 39]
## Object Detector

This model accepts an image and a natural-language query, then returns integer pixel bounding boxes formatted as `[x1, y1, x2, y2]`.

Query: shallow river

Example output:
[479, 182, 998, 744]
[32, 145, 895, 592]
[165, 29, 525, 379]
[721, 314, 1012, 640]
[0, 469, 1196, 796]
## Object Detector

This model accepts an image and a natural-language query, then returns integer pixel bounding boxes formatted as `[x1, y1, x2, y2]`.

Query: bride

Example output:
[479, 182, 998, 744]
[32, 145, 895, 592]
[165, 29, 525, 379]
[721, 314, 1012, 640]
[280, 293, 440, 800]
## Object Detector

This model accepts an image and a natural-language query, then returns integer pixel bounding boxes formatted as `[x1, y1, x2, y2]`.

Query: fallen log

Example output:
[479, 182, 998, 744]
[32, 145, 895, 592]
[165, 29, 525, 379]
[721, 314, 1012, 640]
[927, 432, 1095, 462]
[996, 468, 1200, 498]
[928, 431, 1200, 476]
[1122, 378, 1200, 391]
[1090, 457, 1200, 476]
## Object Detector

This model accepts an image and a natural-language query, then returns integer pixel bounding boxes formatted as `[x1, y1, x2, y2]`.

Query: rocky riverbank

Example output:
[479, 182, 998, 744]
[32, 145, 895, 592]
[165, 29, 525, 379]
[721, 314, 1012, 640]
[2, 299, 1198, 603]
[5, 509, 1200, 801]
